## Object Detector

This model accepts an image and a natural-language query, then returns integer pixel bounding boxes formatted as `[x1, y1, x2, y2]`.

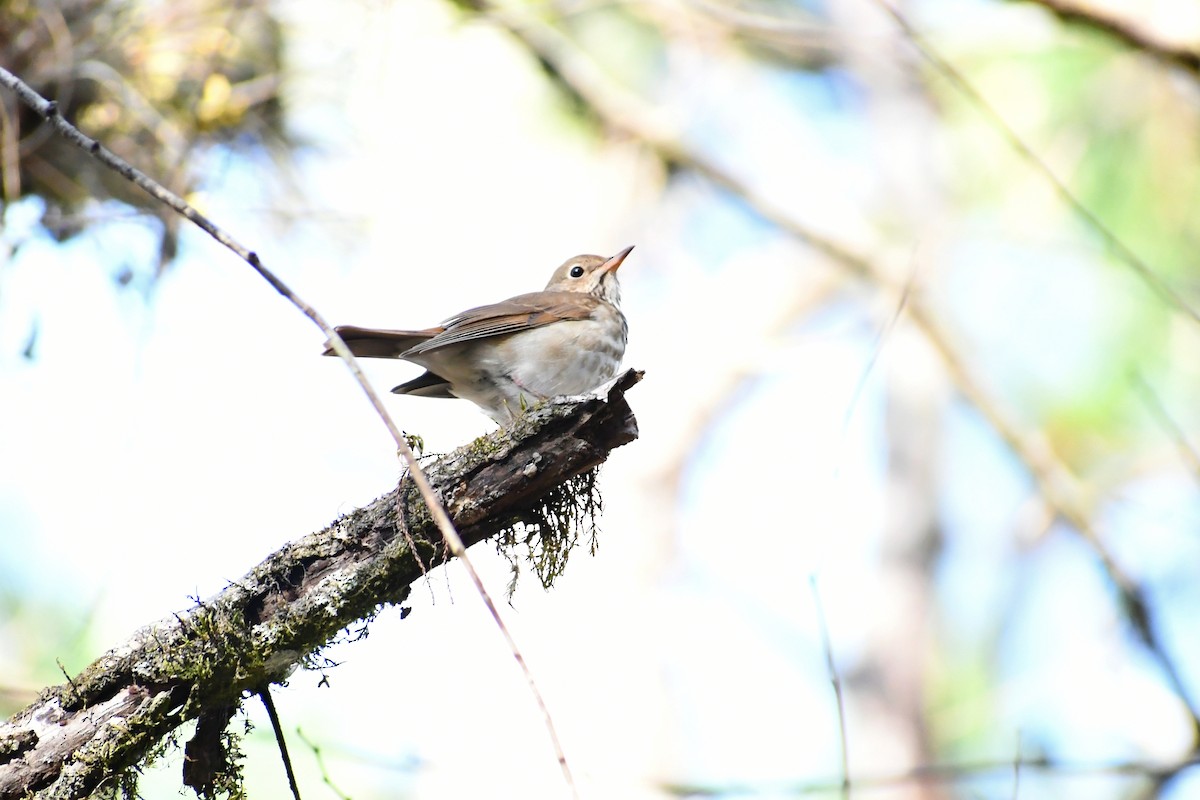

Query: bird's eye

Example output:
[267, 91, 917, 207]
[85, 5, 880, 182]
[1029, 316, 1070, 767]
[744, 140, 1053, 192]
[569, 265, 585, 278]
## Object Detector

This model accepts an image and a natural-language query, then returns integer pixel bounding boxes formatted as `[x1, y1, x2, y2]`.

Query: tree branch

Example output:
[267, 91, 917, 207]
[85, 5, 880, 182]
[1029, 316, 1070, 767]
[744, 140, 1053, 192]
[0, 371, 642, 799]
[0, 60, 588, 795]
[1013, 0, 1200, 78]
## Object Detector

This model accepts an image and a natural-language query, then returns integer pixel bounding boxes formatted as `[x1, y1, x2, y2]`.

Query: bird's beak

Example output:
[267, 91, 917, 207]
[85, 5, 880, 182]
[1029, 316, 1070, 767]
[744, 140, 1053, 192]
[600, 245, 634, 275]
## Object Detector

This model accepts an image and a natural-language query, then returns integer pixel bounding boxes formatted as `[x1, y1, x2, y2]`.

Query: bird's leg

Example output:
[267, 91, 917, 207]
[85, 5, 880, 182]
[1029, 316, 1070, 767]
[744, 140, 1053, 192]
[494, 374, 551, 422]
[508, 374, 550, 402]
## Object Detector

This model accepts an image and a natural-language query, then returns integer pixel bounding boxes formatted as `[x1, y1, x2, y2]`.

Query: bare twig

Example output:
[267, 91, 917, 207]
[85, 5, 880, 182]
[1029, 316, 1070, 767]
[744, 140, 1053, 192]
[257, 686, 302, 800]
[1132, 373, 1200, 483]
[0, 96, 19, 201]
[842, 253, 917, 435]
[661, 751, 1200, 796]
[809, 576, 850, 800]
[0, 65, 577, 797]
[1013, 0, 1200, 78]
[295, 729, 351, 800]
[1012, 731, 1022, 800]
[53, 661, 78, 704]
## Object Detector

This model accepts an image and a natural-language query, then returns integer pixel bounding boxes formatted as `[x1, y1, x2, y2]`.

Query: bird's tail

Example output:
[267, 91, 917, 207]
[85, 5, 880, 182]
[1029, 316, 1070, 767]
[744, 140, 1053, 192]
[321, 325, 438, 358]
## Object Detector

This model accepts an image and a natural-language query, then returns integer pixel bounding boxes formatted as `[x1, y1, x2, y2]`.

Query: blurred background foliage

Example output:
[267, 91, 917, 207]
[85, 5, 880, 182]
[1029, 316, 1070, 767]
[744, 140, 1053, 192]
[3, 0, 1200, 798]
[0, 0, 287, 276]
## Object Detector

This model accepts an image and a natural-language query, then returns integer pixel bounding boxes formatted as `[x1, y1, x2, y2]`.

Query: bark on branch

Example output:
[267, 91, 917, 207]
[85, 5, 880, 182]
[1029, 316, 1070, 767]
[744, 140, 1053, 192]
[0, 370, 642, 799]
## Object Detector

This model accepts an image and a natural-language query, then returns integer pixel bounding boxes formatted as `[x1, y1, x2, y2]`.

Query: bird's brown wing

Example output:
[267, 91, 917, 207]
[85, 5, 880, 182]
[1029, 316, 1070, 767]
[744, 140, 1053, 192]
[321, 325, 442, 358]
[402, 292, 602, 356]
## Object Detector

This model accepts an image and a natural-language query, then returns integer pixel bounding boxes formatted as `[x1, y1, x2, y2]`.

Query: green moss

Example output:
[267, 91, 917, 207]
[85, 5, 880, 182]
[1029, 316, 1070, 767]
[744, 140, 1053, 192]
[399, 481, 435, 536]
[496, 467, 602, 596]
[66, 392, 619, 798]
[210, 719, 249, 799]
[91, 727, 190, 800]
[462, 426, 516, 461]
[83, 695, 188, 799]
[145, 605, 264, 715]
[91, 767, 141, 800]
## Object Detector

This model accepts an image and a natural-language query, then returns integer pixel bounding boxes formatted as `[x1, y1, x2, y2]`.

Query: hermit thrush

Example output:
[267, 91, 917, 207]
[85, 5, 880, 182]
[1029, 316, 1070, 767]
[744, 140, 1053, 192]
[324, 246, 633, 424]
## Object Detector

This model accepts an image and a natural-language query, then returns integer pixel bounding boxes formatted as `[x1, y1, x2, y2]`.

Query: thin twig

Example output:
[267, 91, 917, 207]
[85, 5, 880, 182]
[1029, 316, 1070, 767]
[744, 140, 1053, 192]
[396, 500, 437, 603]
[1012, 730, 1022, 800]
[257, 686, 302, 800]
[295, 728, 351, 800]
[0, 97, 19, 202]
[54, 659, 79, 705]
[662, 751, 1200, 796]
[870, 0, 1200, 327]
[841, 251, 917, 435]
[809, 576, 850, 800]
[1132, 372, 1200, 483]
[0, 65, 577, 798]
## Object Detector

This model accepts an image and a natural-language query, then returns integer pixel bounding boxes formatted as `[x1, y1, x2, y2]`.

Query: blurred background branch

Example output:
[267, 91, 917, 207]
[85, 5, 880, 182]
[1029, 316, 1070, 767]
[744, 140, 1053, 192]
[0, 0, 288, 281]
[1013, 0, 1200, 78]
[476, 0, 1200, 761]
[3, 0, 1200, 797]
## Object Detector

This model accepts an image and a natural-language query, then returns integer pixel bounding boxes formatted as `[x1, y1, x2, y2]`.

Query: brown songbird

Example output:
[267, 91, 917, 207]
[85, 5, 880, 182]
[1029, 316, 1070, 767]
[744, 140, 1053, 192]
[324, 246, 633, 424]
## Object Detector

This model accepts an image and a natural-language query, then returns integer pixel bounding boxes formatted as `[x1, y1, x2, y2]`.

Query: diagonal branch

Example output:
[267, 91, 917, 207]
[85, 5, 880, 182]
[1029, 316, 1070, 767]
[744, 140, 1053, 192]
[0, 63, 583, 795]
[1012, 0, 1200, 78]
[0, 371, 642, 799]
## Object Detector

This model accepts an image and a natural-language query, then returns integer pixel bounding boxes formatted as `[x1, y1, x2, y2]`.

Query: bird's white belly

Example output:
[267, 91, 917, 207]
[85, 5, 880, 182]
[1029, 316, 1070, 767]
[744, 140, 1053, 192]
[412, 318, 626, 423]
[500, 320, 625, 395]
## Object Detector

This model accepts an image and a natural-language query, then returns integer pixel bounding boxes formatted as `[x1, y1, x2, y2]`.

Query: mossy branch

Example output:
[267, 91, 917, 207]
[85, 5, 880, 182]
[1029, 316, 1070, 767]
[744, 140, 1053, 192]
[0, 370, 642, 799]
